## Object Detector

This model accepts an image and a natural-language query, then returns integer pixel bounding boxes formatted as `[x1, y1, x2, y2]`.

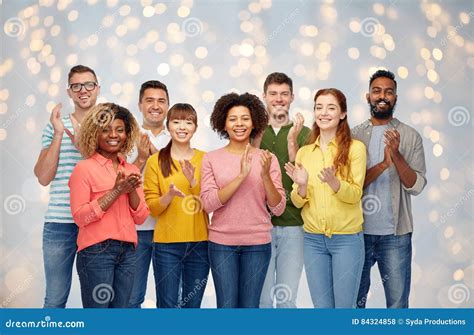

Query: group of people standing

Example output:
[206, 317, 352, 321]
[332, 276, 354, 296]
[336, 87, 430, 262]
[34, 65, 426, 309]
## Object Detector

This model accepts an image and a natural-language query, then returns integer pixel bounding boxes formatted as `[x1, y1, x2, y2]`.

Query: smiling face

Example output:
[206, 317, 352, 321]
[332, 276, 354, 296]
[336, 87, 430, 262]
[225, 105, 253, 143]
[168, 117, 196, 145]
[67, 72, 100, 112]
[139, 88, 169, 128]
[263, 83, 294, 125]
[314, 94, 346, 132]
[97, 118, 127, 156]
[367, 76, 397, 120]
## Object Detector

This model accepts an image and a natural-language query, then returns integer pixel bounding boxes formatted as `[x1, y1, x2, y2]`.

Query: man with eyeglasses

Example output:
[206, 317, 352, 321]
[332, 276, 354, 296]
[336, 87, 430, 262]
[34, 65, 100, 308]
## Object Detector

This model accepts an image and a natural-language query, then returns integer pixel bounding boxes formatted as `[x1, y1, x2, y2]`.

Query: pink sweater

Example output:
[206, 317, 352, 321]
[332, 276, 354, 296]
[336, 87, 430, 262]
[200, 147, 286, 246]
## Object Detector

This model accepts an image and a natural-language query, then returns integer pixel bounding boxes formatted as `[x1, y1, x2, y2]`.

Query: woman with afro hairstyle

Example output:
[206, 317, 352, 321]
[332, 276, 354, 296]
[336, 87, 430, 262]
[69, 103, 149, 308]
[285, 88, 366, 308]
[200, 92, 286, 308]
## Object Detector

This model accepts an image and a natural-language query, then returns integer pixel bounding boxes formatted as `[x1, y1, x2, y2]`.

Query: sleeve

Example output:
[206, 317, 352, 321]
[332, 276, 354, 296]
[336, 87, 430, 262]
[129, 186, 150, 225]
[290, 148, 310, 208]
[143, 154, 167, 217]
[69, 163, 105, 227]
[402, 133, 427, 196]
[41, 123, 54, 149]
[267, 153, 286, 216]
[333, 141, 367, 204]
[199, 153, 224, 213]
[189, 179, 201, 195]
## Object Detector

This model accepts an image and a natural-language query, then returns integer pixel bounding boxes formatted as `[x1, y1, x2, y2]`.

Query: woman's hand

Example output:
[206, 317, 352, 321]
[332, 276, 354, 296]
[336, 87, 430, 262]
[180, 159, 196, 187]
[284, 162, 308, 187]
[167, 183, 185, 198]
[239, 143, 252, 179]
[318, 166, 340, 192]
[260, 150, 272, 179]
[113, 171, 141, 195]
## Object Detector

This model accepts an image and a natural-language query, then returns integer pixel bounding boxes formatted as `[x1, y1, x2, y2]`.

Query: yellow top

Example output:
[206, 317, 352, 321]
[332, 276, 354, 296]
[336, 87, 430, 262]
[290, 137, 366, 236]
[143, 149, 208, 243]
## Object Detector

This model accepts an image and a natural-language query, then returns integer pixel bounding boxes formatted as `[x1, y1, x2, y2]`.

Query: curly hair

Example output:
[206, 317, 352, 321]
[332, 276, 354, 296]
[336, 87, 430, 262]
[308, 88, 353, 180]
[78, 103, 140, 158]
[210, 92, 268, 140]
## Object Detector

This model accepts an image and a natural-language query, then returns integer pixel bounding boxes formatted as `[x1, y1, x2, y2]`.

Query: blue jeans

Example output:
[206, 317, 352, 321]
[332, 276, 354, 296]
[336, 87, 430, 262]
[76, 239, 136, 308]
[304, 232, 364, 308]
[128, 230, 157, 308]
[209, 241, 271, 308]
[153, 241, 209, 308]
[260, 226, 304, 308]
[357, 233, 412, 308]
[42, 222, 78, 308]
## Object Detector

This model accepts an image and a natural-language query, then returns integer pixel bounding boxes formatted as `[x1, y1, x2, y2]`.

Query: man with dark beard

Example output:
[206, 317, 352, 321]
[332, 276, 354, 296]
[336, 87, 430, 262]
[352, 69, 427, 308]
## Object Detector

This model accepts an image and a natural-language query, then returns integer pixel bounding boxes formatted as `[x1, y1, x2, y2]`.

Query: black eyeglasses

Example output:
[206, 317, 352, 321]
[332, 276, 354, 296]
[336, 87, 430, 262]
[68, 81, 98, 92]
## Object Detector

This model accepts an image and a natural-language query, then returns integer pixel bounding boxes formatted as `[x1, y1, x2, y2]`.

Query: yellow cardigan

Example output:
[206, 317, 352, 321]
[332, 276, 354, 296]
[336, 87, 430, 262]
[291, 138, 367, 237]
[143, 149, 208, 243]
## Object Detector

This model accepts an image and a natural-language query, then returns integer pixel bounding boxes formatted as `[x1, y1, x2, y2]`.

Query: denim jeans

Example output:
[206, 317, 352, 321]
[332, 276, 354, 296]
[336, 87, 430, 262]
[304, 232, 364, 308]
[153, 241, 209, 308]
[128, 230, 156, 308]
[357, 233, 412, 308]
[260, 226, 304, 308]
[42, 222, 78, 308]
[76, 239, 136, 308]
[209, 241, 271, 308]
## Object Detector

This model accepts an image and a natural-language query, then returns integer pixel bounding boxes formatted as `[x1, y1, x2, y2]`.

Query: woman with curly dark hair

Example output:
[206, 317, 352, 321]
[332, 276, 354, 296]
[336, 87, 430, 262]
[200, 92, 286, 308]
[285, 88, 366, 308]
[69, 103, 149, 308]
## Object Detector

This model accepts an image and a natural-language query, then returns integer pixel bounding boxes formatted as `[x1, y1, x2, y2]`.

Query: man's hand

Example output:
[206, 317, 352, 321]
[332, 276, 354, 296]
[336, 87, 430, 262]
[287, 112, 304, 144]
[50, 103, 65, 135]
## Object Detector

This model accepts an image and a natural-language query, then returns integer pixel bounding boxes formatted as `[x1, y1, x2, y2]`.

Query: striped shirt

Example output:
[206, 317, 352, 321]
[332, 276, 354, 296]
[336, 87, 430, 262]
[41, 116, 82, 223]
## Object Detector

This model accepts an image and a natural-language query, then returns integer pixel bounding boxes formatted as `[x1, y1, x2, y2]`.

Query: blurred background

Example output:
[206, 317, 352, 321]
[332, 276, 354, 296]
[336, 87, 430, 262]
[1, 0, 472, 308]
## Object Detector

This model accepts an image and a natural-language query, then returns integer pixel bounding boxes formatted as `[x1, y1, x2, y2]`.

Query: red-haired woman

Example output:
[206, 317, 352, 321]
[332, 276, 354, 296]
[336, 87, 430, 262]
[285, 88, 367, 308]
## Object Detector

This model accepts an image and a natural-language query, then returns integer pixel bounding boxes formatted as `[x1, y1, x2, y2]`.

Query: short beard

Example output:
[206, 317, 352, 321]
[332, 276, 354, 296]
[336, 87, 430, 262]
[368, 100, 396, 120]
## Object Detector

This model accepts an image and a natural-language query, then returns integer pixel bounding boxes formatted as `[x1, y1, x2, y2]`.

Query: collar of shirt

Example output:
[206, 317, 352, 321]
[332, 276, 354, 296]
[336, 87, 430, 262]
[267, 123, 293, 135]
[142, 127, 170, 139]
[311, 135, 337, 151]
[91, 152, 126, 168]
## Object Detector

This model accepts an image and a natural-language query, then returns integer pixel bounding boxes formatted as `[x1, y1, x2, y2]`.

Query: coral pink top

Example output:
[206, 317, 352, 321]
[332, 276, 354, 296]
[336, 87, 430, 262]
[69, 153, 149, 252]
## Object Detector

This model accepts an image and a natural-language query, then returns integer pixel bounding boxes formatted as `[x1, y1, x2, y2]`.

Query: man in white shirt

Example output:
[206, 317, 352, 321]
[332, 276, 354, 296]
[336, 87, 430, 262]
[128, 80, 171, 308]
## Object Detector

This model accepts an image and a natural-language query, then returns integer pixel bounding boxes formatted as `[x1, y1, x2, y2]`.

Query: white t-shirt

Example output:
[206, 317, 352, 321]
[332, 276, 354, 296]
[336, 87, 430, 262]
[128, 126, 171, 231]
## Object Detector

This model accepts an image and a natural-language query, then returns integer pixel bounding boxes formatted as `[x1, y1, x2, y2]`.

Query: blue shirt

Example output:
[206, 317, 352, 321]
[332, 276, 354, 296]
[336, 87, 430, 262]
[363, 125, 394, 235]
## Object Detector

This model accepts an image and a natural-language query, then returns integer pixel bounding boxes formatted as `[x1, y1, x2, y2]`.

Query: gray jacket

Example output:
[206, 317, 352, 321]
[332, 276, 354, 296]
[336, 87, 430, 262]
[351, 118, 427, 235]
